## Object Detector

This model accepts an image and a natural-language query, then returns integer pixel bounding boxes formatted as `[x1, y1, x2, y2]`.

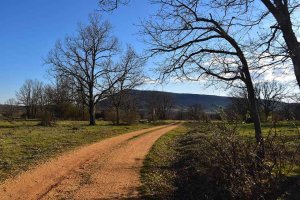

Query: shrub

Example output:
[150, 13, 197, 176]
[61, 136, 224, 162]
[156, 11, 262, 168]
[174, 122, 299, 199]
[104, 110, 117, 124]
[123, 111, 140, 125]
[38, 112, 56, 126]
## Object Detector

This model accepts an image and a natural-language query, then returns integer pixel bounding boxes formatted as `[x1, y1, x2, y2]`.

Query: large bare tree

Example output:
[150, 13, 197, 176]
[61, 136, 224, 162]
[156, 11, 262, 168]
[142, 0, 265, 157]
[46, 14, 120, 125]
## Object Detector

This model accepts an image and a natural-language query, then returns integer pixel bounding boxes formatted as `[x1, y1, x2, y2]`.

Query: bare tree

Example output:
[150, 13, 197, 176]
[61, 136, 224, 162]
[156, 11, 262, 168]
[3, 98, 18, 119]
[145, 91, 174, 121]
[108, 46, 145, 124]
[146, 91, 160, 121]
[256, 80, 286, 120]
[188, 104, 205, 121]
[46, 14, 121, 125]
[44, 74, 85, 120]
[121, 93, 140, 124]
[157, 93, 174, 120]
[142, 0, 265, 157]
[16, 79, 44, 119]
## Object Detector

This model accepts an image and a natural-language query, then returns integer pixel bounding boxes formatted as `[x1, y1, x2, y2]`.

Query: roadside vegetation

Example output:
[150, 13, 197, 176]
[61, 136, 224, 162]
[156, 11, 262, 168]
[0, 120, 154, 182]
[140, 124, 187, 199]
[141, 121, 300, 199]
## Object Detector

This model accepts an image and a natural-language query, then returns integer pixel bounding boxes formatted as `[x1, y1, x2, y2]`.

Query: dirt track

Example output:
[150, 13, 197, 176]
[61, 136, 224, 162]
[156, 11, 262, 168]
[0, 124, 178, 200]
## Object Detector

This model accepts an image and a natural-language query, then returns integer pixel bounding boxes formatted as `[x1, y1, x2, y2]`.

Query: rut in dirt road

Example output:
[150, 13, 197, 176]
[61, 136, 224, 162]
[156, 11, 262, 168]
[0, 124, 179, 200]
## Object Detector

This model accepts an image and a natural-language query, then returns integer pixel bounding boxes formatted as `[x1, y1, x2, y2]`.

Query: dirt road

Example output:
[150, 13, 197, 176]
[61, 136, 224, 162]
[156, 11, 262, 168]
[0, 124, 179, 200]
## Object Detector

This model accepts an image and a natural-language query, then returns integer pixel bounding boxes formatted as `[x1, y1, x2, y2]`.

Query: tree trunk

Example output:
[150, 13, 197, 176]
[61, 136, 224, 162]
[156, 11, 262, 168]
[279, 17, 300, 89]
[245, 78, 265, 159]
[82, 103, 85, 120]
[116, 107, 120, 125]
[26, 106, 30, 119]
[265, 110, 270, 121]
[88, 100, 96, 126]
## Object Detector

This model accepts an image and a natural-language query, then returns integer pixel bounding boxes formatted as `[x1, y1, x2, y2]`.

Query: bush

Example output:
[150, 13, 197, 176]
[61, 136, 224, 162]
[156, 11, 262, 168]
[104, 110, 117, 124]
[38, 112, 56, 126]
[174, 122, 299, 200]
[123, 111, 140, 125]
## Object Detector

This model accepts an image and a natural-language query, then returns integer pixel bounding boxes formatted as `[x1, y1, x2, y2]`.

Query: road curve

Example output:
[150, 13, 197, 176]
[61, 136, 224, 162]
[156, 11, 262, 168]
[0, 124, 179, 200]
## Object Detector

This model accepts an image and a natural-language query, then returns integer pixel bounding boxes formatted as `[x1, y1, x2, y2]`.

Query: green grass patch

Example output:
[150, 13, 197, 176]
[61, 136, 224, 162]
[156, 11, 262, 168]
[0, 120, 154, 182]
[140, 124, 187, 200]
[238, 121, 300, 137]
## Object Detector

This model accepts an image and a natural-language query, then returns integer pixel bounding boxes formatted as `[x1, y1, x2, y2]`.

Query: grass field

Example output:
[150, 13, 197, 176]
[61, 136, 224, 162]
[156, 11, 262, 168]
[238, 121, 300, 136]
[141, 121, 300, 199]
[0, 120, 155, 182]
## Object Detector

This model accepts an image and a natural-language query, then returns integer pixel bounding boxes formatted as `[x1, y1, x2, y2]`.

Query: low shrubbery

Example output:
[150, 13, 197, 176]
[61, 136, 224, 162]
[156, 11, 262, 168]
[38, 112, 56, 126]
[175, 122, 299, 199]
[142, 122, 300, 199]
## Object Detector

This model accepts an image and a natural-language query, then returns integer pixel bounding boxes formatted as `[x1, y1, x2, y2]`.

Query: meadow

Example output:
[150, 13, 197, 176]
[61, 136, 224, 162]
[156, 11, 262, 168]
[0, 120, 154, 182]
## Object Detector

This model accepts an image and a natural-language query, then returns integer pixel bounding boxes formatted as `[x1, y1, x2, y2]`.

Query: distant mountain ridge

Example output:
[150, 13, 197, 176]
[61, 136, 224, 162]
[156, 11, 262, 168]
[129, 90, 231, 112]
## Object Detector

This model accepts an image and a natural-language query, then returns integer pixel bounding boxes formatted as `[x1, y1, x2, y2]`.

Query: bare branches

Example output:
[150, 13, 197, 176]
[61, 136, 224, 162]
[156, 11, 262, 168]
[143, 0, 254, 86]
[98, 0, 130, 11]
[256, 80, 287, 120]
[142, 0, 265, 155]
[211, 0, 300, 89]
[46, 14, 121, 125]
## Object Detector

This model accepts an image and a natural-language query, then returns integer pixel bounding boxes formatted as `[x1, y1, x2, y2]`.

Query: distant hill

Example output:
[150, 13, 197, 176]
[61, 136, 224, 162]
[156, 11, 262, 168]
[103, 90, 232, 112]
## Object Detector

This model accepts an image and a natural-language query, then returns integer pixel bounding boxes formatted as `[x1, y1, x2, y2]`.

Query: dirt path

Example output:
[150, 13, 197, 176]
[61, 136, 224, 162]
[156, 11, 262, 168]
[0, 124, 179, 200]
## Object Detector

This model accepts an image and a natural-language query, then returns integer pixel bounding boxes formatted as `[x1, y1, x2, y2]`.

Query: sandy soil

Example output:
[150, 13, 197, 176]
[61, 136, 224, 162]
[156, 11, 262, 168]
[0, 124, 178, 200]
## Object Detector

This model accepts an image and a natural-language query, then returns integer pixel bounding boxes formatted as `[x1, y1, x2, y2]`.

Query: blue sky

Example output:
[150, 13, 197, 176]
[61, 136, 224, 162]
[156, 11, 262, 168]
[0, 0, 233, 103]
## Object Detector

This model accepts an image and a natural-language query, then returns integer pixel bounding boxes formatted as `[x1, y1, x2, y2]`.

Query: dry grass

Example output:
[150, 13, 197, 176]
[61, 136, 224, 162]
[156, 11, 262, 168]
[0, 120, 154, 182]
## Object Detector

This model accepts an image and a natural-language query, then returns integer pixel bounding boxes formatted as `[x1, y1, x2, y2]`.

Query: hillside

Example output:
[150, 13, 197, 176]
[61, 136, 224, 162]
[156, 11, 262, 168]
[98, 90, 232, 112]
[135, 90, 230, 110]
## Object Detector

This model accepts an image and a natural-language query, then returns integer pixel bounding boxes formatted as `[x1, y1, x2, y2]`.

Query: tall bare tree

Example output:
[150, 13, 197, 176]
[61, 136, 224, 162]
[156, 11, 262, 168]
[142, 0, 265, 157]
[108, 46, 145, 124]
[46, 14, 120, 125]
